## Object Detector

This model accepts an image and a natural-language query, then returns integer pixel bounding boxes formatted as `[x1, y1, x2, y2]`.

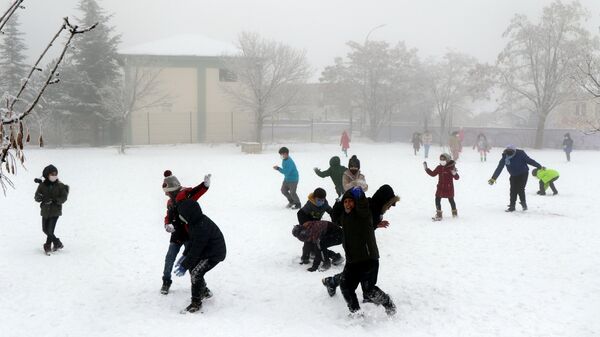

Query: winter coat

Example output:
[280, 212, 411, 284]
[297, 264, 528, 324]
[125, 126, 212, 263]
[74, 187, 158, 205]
[411, 133, 422, 149]
[368, 184, 400, 230]
[492, 149, 541, 179]
[340, 131, 350, 150]
[422, 132, 433, 145]
[297, 193, 332, 225]
[426, 161, 460, 198]
[342, 169, 368, 192]
[535, 168, 560, 189]
[177, 199, 226, 270]
[277, 156, 299, 182]
[34, 180, 69, 217]
[331, 190, 379, 264]
[164, 182, 209, 244]
[314, 156, 347, 196]
[563, 137, 573, 153]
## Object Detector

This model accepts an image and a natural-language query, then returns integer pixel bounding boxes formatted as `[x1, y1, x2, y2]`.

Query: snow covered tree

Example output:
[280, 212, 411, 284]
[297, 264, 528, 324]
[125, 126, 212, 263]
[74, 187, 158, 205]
[497, 0, 594, 148]
[0, 10, 28, 109]
[220, 32, 312, 144]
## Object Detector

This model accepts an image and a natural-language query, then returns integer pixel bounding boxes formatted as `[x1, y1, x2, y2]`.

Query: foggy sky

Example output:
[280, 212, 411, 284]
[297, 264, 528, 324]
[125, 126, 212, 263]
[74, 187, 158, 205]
[9, 0, 600, 81]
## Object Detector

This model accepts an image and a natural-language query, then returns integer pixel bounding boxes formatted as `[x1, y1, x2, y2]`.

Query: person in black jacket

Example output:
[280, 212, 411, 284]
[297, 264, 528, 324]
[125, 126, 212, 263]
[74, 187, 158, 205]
[322, 187, 396, 316]
[173, 199, 226, 313]
[297, 188, 333, 265]
[34, 165, 69, 255]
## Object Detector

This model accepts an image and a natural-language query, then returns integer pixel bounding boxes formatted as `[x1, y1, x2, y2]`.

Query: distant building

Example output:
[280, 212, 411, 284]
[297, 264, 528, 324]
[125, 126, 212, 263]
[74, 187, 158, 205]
[119, 34, 254, 144]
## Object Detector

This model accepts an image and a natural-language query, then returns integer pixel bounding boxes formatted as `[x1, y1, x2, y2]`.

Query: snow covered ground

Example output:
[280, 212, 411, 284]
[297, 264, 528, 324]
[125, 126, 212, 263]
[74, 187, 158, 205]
[1, 142, 598, 337]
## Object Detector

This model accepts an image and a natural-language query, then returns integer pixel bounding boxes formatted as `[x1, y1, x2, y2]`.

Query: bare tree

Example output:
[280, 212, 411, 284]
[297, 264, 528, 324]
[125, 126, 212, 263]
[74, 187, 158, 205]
[0, 2, 96, 194]
[573, 55, 600, 133]
[497, 0, 594, 148]
[100, 66, 171, 153]
[220, 32, 312, 143]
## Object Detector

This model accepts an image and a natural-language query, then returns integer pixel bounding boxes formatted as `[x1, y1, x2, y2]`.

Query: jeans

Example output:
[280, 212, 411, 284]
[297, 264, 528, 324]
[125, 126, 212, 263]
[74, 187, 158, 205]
[163, 241, 188, 281]
[509, 173, 529, 208]
[424, 144, 431, 158]
[42, 216, 60, 245]
[281, 181, 300, 205]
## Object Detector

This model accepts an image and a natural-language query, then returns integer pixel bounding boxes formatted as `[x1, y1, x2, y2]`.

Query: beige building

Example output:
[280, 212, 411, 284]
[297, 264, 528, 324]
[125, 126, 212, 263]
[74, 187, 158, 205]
[119, 35, 254, 144]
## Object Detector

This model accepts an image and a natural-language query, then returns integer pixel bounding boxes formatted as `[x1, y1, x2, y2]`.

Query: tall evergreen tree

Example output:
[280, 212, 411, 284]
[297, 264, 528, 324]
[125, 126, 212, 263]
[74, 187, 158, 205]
[0, 11, 28, 103]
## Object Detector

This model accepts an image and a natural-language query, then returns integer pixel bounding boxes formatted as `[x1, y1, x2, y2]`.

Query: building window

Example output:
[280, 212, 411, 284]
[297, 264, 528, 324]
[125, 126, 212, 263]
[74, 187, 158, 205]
[219, 69, 237, 82]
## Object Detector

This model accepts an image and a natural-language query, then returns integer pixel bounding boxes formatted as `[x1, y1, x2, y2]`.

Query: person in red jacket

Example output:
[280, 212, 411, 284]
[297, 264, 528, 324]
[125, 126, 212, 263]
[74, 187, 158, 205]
[424, 153, 460, 221]
[340, 130, 350, 157]
[160, 170, 211, 295]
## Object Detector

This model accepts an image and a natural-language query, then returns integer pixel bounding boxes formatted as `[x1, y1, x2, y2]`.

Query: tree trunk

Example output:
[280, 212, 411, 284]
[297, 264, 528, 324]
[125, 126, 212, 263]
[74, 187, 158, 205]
[534, 113, 547, 149]
[255, 117, 263, 144]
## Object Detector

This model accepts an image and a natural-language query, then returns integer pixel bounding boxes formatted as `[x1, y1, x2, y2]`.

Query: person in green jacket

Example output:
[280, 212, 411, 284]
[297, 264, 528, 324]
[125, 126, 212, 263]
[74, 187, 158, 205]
[313, 156, 347, 198]
[34, 165, 70, 254]
[532, 168, 559, 195]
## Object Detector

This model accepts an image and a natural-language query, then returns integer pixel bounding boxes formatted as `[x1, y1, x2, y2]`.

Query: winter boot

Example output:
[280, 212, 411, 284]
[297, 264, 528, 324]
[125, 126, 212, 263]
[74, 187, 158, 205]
[299, 257, 310, 265]
[505, 205, 516, 212]
[201, 287, 213, 300]
[520, 202, 528, 211]
[291, 203, 301, 210]
[52, 239, 64, 252]
[322, 277, 337, 297]
[451, 209, 458, 218]
[331, 253, 344, 266]
[160, 279, 172, 295]
[537, 190, 546, 195]
[184, 301, 202, 313]
[43, 243, 51, 255]
[382, 297, 397, 316]
[319, 259, 331, 271]
[432, 210, 443, 221]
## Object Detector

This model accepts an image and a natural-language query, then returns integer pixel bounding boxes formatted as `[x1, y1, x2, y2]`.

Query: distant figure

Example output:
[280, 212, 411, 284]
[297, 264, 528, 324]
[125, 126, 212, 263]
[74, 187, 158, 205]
[562, 133, 573, 162]
[340, 130, 351, 157]
[458, 127, 465, 143]
[411, 132, 422, 155]
[488, 145, 543, 212]
[532, 168, 559, 196]
[273, 147, 301, 209]
[422, 130, 433, 159]
[424, 153, 460, 221]
[34, 165, 69, 255]
[448, 131, 462, 161]
[473, 132, 490, 162]
[314, 156, 347, 197]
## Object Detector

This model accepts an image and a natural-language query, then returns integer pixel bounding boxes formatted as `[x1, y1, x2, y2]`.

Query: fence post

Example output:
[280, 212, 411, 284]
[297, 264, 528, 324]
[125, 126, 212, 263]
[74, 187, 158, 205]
[147, 111, 150, 144]
[311, 118, 314, 143]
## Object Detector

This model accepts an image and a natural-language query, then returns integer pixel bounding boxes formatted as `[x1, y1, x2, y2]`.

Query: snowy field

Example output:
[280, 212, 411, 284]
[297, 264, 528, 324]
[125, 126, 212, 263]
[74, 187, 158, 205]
[1, 142, 599, 337]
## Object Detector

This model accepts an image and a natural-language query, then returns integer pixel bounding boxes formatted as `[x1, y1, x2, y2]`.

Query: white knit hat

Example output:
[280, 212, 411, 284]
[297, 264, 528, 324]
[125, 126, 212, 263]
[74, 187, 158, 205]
[162, 170, 181, 192]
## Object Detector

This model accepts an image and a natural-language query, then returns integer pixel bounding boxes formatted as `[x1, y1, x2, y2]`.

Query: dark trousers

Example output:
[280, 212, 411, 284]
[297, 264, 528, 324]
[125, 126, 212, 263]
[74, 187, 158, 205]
[565, 151, 571, 161]
[42, 216, 60, 245]
[190, 259, 219, 302]
[311, 228, 343, 268]
[281, 181, 300, 205]
[435, 197, 456, 211]
[539, 177, 559, 194]
[509, 173, 529, 207]
[163, 241, 189, 281]
[339, 259, 391, 312]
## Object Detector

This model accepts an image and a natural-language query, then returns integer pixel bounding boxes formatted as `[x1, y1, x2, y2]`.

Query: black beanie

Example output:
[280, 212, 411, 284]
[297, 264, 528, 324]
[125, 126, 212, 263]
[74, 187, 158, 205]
[348, 155, 360, 169]
[42, 165, 58, 179]
[313, 187, 326, 199]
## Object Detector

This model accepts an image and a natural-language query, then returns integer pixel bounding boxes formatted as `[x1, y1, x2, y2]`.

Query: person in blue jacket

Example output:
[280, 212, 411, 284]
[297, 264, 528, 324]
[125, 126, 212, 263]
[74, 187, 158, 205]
[273, 147, 301, 209]
[488, 145, 543, 212]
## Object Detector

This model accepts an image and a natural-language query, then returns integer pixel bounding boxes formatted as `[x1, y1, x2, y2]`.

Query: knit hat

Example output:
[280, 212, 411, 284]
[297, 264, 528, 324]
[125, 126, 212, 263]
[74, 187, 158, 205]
[162, 170, 181, 192]
[42, 164, 58, 179]
[313, 187, 326, 199]
[348, 155, 360, 169]
[506, 144, 516, 150]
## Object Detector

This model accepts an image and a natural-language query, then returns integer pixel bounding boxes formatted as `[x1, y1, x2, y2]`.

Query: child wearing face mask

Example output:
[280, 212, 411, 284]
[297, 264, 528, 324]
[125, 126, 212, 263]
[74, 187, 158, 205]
[424, 153, 459, 221]
[34, 164, 69, 255]
[342, 155, 368, 192]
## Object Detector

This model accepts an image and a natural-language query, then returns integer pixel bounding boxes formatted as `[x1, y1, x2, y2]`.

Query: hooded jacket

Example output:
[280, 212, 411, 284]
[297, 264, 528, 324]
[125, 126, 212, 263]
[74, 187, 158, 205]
[297, 193, 332, 225]
[177, 199, 226, 270]
[164, 181, 209, 244]
[534, 168, 560, 189]
[34, 165, 69, 218]
[314, 156, 347, 196]
[342, 169, 368, 192]
[368, 185, 400, 229]
[426, 160, 460, 198]
[492, 149, 541, 179]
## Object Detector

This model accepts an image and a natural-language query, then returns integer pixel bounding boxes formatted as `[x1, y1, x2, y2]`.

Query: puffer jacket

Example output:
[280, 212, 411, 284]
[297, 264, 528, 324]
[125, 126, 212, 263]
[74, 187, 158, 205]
[426, 161, 460, 198]
[34, 180, 69, 217]
[342, 169, 368, 192]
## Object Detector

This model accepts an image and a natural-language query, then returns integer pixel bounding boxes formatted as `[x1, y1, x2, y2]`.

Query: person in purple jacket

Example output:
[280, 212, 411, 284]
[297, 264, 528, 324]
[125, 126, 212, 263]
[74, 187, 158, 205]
[488, 145, 543, 212]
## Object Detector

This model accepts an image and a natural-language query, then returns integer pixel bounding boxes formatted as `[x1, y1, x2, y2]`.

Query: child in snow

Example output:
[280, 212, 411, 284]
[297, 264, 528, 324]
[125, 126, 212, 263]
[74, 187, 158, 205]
[473, 132, 490, 162]
[160, 170, 211, 295]
[297, 188, 334, 265]
[292, 221, 344, 272]
[532, 168, 560, 195]
[173, 199, 226, 313]
[342, 155, 368, 192]
[449, 131, 462, 161]
[424, 153, 459, 220]
[273, 147, 301, 209]
[562, 133, 573, 162]
[314, 156, 347, 198]
[422, 130, 433, 159]
[34, 165, 69, 255]
[340, 130, 350, 157]
[411, 132, 422, 155]
[322, 187, 396, 316]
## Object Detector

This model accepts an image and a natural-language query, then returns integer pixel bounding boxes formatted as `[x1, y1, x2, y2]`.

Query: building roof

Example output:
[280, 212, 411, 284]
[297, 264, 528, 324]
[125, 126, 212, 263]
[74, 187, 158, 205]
[119, 34, 238, 57]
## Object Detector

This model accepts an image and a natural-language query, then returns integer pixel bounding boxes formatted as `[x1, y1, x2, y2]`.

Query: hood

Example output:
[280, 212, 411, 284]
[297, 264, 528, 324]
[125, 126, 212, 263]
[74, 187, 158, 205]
[329, 156, 341, 167]
[371, 185, 399, 213]
[177, 199, 203, 224]
[42, 164, 58, 179]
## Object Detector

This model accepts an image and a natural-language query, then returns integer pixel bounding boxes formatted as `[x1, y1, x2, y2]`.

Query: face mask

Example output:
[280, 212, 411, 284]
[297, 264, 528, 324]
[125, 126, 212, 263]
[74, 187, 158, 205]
[505, 150, 515, 156]
[280, 155, 285, 160]
[349, 168, 358, 174]
[439, 160, 447, 166]
[49, 175, 58, 182]
[315, 199, 325, 207]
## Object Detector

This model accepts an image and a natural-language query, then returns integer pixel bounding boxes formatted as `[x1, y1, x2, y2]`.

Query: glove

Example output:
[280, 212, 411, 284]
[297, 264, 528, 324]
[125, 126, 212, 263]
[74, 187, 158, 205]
[165, 224, 175, 233]
[313, 167, 319, 172]
[350, 186, 363, 199]
[204, 174, 211, 187]
[488, 178, 496, 185]
[423, 161, 427, 169]
[173, 256, 187, 277]
[541, 166, 546, 170]
[451, 169, 457, 176]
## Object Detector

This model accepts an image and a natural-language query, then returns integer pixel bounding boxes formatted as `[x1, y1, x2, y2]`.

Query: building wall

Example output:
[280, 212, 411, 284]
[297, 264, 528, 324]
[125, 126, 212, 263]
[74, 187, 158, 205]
[130, 67, 198, 144]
